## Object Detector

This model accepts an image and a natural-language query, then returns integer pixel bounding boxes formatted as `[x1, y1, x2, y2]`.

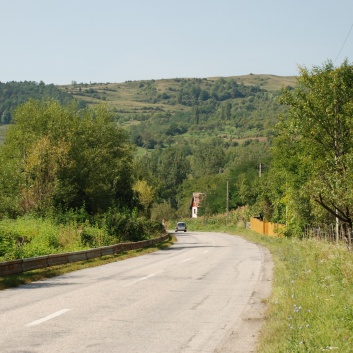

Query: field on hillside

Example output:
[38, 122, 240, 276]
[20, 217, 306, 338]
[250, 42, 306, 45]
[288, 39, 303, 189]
[229, 74, 296, 91]
[60, 80, 192, 118]
[60, 74, 296, 118]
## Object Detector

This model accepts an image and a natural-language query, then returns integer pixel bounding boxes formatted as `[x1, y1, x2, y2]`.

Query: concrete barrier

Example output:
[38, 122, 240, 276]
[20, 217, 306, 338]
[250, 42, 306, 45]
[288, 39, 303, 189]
[113, 244, 124, 254]
[22, 256, 49, 272]
[68, 250, 88, 263]
[47, 253, 70, 266]
[86, 248, 102, 260]
[0, 259, 23, 276]
[0, 233, 169, 277]
[100, 245, 115, 256]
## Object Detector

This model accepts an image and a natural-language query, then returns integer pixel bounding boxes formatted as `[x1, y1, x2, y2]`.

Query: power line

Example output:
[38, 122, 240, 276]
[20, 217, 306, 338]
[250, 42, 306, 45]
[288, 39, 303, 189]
[334, 23, 353, 64]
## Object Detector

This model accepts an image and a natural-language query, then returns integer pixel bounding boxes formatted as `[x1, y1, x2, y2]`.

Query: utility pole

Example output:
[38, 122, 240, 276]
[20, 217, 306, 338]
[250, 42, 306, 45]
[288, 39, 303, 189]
[259, 163, 262, 177]
[226, 178, 230, 225]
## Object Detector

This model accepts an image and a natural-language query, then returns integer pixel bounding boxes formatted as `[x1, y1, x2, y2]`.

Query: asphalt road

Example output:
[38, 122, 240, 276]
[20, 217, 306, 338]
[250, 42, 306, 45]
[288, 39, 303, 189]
[0, 231, 273, 353]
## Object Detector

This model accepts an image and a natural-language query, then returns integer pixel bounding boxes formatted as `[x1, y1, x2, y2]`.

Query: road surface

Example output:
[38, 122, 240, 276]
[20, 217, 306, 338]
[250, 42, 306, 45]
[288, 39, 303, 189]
[0, 231, 272, 353]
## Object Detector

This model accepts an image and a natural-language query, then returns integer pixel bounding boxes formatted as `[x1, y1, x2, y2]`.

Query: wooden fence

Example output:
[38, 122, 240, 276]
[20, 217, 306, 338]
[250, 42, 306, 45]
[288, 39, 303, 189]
[250, 217, 285, 236]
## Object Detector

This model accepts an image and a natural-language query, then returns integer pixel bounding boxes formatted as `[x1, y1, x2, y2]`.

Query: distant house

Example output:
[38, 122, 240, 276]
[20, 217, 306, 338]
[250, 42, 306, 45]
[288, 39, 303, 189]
[191, 192, 204, 218]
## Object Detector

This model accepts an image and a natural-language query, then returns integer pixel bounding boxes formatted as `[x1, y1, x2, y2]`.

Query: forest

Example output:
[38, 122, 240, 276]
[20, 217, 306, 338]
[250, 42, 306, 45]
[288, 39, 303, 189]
[0, 80, 86, 124]
[1, 61, 353, 260]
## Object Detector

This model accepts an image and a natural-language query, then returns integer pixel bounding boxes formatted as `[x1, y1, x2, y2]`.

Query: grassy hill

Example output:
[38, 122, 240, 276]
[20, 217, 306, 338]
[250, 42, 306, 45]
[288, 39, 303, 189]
[0, 75, 296, 147]
[58, 74, 296, 149]
[59, 74, 296, 116]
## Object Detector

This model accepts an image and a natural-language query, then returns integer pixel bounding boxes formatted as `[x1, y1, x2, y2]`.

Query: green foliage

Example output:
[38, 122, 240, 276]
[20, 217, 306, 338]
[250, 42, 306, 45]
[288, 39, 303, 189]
[102, 208, 163, 242]
[272, 60, 353, 233]
[135, 145, 191, 208]
[190, 139, 226, 178]
[118, 77, 288, 150]
[0, 216, 78, 261]
[150, 202, 176, 222]
[0, 99, 135, 216]
[0, 212, 164, 261]
[0, 81, 85, 124]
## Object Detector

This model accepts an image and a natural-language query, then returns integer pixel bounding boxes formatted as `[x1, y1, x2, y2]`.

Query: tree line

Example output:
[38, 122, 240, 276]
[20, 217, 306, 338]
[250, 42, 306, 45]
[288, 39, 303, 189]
[0, 81, 85, 124]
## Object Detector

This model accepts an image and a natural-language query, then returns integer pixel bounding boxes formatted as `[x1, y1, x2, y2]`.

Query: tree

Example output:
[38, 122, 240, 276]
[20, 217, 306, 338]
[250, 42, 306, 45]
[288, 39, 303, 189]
[190, 140, 225, 178]
[0, 99, 135, 216]
[275, 60, 353, 234]
[135, 145, 190, 208]
[133, 180, 155, 217]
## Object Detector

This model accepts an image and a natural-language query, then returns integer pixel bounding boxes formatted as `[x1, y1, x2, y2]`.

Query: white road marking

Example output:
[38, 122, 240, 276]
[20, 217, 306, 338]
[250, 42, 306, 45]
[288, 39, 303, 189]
[180, 257, 194, 263]
[123, 272, 162, 286]
[26, 309, 70, 327]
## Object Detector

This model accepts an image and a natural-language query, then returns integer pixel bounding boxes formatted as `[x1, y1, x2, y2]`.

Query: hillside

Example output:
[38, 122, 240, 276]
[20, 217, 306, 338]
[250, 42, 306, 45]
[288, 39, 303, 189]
[59, 74, 296, 149]
[0, 75, 296, 147]
[60, 74, 296, 114]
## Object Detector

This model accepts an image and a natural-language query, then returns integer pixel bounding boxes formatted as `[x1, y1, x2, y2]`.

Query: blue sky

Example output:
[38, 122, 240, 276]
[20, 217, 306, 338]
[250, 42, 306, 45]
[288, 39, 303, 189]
[1, 0, 352, 84]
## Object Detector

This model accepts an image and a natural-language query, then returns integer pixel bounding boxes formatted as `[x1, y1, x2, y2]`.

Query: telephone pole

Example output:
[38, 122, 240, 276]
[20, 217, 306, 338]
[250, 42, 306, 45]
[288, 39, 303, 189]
[226, 178, 230, 225]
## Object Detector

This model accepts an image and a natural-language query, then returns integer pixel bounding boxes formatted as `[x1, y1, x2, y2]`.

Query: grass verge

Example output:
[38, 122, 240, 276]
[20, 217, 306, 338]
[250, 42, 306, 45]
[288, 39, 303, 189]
[0, 235, 175, 290]
[237, 230, 353, 353]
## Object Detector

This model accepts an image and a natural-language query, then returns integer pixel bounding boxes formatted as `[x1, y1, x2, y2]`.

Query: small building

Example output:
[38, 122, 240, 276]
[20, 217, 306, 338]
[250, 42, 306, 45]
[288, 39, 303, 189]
[190, 192, 204, 218]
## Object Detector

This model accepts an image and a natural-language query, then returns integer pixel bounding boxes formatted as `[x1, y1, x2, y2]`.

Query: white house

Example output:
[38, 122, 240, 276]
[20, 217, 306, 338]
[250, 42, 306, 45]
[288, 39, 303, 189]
[191, 192, 204, 218]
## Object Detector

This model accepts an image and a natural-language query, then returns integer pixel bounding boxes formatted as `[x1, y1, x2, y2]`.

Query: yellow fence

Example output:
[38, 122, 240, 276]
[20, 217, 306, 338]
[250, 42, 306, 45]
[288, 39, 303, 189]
[250, 217, 285, 236]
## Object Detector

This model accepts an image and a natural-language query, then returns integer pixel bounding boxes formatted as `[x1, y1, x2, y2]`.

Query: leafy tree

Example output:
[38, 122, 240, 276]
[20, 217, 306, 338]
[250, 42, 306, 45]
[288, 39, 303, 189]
[133, 180, 155, 217]
[275, 60, 353, 233]
[190, 140, 225, 178]
[0, 99, 135, 216]
[135, 145, 190, 208]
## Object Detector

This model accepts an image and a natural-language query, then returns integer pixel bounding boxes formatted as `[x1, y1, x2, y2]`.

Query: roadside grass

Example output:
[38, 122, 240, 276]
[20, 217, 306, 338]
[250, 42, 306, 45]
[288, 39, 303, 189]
[186, 219, 353, 352]
[244, 233, 353, 353]
[0, 235, 175, 290]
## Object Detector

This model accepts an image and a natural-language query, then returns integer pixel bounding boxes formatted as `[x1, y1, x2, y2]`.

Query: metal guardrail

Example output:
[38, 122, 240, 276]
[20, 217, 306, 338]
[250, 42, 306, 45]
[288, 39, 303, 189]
[0, 234, 169, 276]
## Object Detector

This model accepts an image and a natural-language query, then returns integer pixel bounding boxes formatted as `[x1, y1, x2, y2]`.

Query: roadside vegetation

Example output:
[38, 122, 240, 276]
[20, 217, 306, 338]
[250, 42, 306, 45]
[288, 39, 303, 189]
[0, 212, 164, 262]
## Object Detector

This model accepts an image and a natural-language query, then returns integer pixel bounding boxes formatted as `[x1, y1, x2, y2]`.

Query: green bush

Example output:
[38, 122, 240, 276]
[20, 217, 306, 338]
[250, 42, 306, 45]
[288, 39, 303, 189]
[103, 208, 149, 242]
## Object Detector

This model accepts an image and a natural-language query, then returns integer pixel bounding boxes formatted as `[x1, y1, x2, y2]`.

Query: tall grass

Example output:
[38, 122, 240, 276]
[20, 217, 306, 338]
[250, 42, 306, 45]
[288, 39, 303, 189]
[0, 211, 164, 261]
[0, 216, 104, 261]
[255, 237, 353, 352]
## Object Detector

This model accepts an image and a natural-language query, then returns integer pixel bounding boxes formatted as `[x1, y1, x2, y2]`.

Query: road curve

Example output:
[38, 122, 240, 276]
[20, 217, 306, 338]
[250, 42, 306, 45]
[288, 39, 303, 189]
[0, 231, 272, 353]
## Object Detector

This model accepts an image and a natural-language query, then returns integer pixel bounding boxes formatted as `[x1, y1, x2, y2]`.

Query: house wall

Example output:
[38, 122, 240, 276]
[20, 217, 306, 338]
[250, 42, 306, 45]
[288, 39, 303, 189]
[192, 206, 198, 218]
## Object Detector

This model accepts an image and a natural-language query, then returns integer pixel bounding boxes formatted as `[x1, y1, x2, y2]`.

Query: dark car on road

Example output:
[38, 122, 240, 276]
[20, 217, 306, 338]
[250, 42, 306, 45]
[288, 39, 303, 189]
[175, 222, 187, 232]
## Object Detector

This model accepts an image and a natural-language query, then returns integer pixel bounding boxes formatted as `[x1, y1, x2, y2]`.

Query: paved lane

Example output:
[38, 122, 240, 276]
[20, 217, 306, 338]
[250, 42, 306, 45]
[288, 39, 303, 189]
[0, 232, 272, 353]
